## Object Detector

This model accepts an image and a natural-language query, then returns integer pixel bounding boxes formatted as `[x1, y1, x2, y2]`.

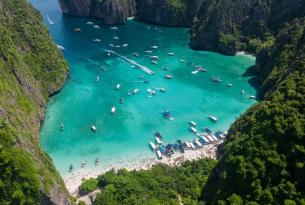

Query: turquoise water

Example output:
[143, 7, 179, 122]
[30, 0, 256, 176]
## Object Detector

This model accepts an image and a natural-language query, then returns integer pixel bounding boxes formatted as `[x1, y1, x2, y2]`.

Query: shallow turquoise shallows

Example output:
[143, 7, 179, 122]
[30, 0, 257, 176]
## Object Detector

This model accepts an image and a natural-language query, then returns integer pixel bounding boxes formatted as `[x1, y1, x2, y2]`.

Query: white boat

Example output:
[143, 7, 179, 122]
[200, 135, 210, 143]
[132, 52, 140, 57]
[111, 106, 116, 115]
[115, 84, 121, 90]
[156, 150, 162, 159]
[180, 59, 186, 63]
[60, 123, 64, 131]
[189, 142, 196, 150]
[191, 70, 199, 75]
[132, 89, 139, 95]
[159, 88, 166, 93]
[91, 125, 97, 132]
[73, 28, 81, 32]
[168, 52, 175, 56]
[155, 137, 162, 144]
[151, 45, 158, 49]
[122, 43, 128, 47]
[145, 50, 153, 53]
[205, 134, 215, 142]
[95, 76, 100, 82]
[93, 39, 101, 42]
[56, 44, 65, 50]
[115, 45, 121, 48]
[86, 21, 94, 25]
[127, 16, 135, 21]
[165, 75, 173, 79]
[211, 133, 219, 141]
[208, 115, 218, 122]
[151, 60, 158, 65]
[196, 66, 208, 72]
[227, 83, 233, 87]
[249, 95, 257, 100]
[47, 15, 54, 25]
[211, 77, 222, 83]
[195, 139, 202, 147]
[111, 26, 118, 30]
[81, 160, 86, 168]
[241, 90, 245, 95]
[149, 141, 156, 150]
[190, 127, 198, 134]
[93, 25, 100, 29]
[109, 44, 114, 47]
[150, 56, 159, 60]
[189, 121, 196, 127]
[113, 36, 119, 40]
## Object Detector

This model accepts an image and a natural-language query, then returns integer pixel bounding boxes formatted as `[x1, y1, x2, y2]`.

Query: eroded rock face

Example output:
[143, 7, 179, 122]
[190, 0, 305, 55]
[58, 0, 136, 24]
[135, 0, 207, 27]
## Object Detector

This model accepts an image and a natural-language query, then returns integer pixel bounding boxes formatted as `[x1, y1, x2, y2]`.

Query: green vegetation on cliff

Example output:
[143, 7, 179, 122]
[0, 0, 69, 204]
[88, 160, 216, 205]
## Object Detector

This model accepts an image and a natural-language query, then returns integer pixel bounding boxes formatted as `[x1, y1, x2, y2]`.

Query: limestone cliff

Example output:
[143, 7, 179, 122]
[191, 0, 305, 55]
[135, 0, 207, 27]
[58, 0, 136, 24]
[0, 0, 70, 204]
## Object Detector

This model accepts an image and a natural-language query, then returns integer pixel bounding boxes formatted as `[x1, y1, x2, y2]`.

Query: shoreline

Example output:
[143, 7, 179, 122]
[64, 141, 222, 195]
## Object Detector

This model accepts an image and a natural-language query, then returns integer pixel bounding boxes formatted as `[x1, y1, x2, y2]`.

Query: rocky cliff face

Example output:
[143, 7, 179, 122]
[59, 0, 136, 24]
[0, 0, 70, 204]
[191, 0, 305, 55]
[135, 0, 207, 27]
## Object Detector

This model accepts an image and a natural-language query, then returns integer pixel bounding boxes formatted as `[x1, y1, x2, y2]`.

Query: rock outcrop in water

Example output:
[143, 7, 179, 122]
[0, 0, 70, 204]
[135, 0, 207, 27]
[58, 0, 136, 24]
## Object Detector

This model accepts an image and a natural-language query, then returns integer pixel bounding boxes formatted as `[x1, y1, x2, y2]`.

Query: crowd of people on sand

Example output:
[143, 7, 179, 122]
[64, 141, 221, 195]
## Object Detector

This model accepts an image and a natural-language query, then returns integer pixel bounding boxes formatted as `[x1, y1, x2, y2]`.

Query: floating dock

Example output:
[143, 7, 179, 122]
[106, 50, 154, 75]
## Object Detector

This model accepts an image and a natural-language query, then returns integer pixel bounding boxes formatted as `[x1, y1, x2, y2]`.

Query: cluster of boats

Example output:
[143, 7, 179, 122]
[69, 158, 99, 172]
[149, 127, 227, 159]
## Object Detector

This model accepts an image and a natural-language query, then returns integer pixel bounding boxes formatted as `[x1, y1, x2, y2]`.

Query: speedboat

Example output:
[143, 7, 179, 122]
[165, 75, 173, 79]
[208, 115, 218, 122]
[149, 141, 157, 151]
[241, 90, 245, 95]
[113, 36, 119, 40]
[151, 60, 158, 65]
[180, 59, 186, 63]
[168, 52, 175, 56]
[145, 50, 153, 53]
[69, 164, 73, 172]
[93, 25, 100, 29]
[81, 160, 86, 168]
[192, 70, 199, 75]
[115, 84, 121, 90]
[95, 76, 100, 82]
[86, 21, 94, 25]
[60, 123, 64, 131]
[73, 28, 81, 32]
[56, 44, 65, 50]
[122, 43, 128, 47]
[162, 110, 174, 121]
[249, 95, 257, 100]
[132, 89, 139, 95]
[196, 66, 208, 72]
[111, 106, 116, 115]
[211, 77, 222, 83]
[190, 127, 198, 134]
[111, 26, 118, 30]
[154, 131, 163, 140]
[189, 121, 196, 127]
[132, 52, 140, 57]
[227, 83, 233, 87]
[91, 125, 97, 132]
[159, 88, 166, 93]
[92, 39, 101, 42]
[151, 45, 158, 49]
[150, 56, 159, 60]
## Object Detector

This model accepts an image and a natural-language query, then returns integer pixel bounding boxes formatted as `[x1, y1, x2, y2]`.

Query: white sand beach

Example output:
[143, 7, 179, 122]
[64, 141, 222, 196]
